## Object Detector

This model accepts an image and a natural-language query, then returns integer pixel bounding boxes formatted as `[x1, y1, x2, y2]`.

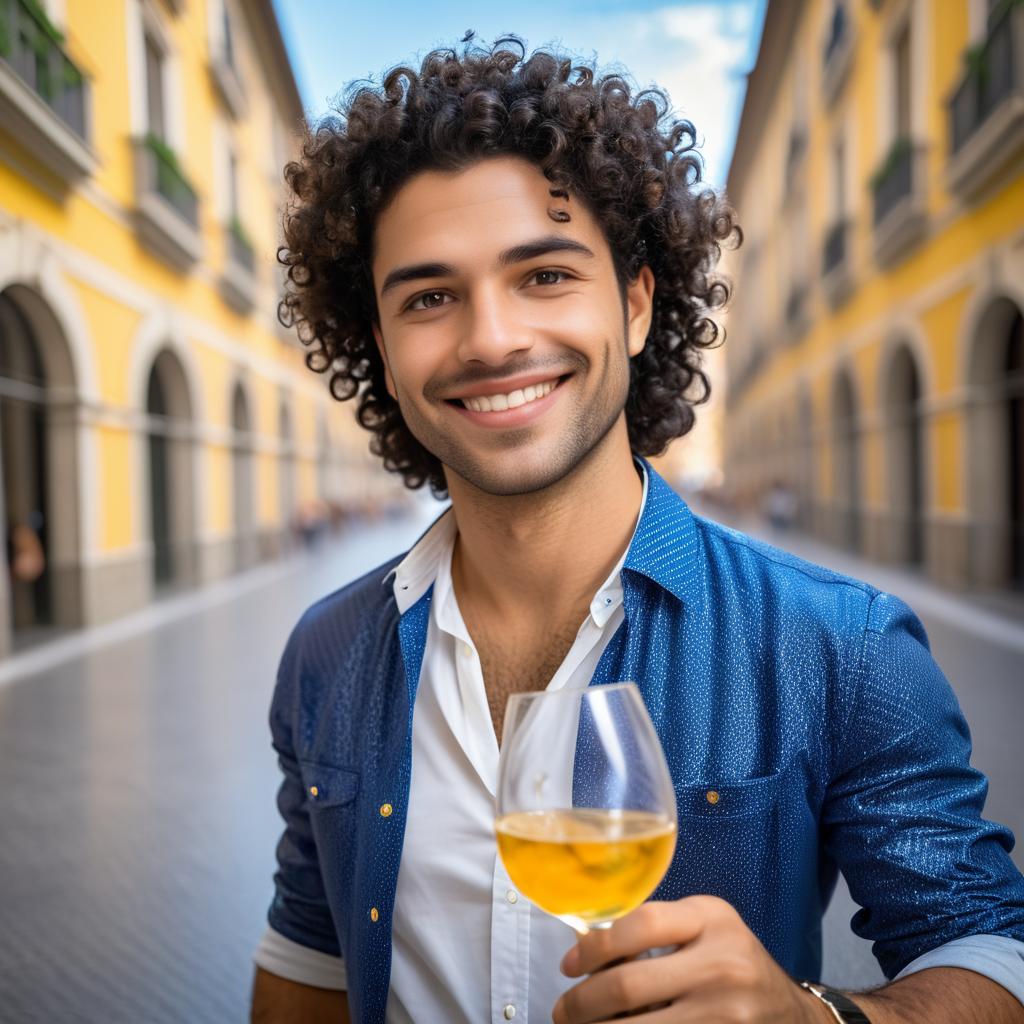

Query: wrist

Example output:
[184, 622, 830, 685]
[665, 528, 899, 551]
[795, 981, 844, 1023]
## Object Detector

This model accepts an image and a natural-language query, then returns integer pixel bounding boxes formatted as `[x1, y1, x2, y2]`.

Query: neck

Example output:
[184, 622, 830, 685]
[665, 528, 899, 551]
[447, 421, 644, 624]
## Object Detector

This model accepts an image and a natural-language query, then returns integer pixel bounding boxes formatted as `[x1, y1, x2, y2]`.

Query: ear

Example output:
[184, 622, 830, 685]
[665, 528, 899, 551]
[625, 264, 655, 358]
[372, 321, 398, 400]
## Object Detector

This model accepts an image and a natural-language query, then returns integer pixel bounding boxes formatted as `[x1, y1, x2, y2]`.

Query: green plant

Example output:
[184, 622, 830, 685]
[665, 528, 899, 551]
[229, 215, 253, 250]
[870, 135, 913, 191]
[145, 132, 184, 175]
[21, 0, 65, 46]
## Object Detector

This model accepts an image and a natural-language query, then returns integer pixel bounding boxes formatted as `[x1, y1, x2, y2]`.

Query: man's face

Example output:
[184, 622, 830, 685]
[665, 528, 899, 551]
[371, 156, 653, 496]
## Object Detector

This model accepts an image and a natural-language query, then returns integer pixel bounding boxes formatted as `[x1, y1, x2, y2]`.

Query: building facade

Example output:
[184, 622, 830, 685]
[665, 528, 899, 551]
[723, 0, 1024, 591]
[0, 0, 393, 657]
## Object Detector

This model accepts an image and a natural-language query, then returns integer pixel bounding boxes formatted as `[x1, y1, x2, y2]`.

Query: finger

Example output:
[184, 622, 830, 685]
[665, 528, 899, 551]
[553, 951, 691, 1023]
[563, 897, 718, 977]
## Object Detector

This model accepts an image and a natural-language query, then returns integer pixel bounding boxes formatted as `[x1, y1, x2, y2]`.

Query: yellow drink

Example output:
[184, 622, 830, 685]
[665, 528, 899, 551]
[495, 808, 677, 929]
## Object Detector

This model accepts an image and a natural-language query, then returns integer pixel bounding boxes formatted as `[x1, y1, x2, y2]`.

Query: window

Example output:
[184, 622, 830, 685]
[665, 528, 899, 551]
[222, 0, 235, 67]
[832, 138, 846, 218]
[893, 20, 911, 139]
[145, 33, 166, 140]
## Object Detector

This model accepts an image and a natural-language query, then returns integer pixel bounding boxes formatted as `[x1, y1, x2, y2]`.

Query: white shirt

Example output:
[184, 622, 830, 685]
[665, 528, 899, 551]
[254, 468, 1024, 1015]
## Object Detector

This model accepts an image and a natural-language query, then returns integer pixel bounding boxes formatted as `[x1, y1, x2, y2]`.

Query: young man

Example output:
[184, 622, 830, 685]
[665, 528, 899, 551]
[251, 38, 1024, 1024]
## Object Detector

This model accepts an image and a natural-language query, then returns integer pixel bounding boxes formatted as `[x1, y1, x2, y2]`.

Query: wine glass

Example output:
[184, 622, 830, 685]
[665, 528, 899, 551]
[495, 682, 677, 934]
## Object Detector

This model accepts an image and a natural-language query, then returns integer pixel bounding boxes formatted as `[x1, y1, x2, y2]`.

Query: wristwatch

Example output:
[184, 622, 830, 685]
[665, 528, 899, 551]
[798, 981, 872, 1023]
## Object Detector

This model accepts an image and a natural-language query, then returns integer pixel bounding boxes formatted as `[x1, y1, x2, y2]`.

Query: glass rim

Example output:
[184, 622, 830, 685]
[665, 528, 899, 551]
[504, 681, 639, 708]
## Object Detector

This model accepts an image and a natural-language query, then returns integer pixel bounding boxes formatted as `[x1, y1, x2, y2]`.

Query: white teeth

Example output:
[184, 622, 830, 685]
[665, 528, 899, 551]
[462, 378, 558, 413]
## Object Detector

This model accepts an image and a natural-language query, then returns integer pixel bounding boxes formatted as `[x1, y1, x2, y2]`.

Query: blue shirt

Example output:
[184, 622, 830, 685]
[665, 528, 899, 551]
[266, 461, 1024, 1023]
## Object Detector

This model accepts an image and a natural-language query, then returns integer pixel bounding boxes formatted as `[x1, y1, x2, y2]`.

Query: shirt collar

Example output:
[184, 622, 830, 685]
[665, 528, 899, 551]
[622, 458, 705, 613]
[385, 457, 702, 616]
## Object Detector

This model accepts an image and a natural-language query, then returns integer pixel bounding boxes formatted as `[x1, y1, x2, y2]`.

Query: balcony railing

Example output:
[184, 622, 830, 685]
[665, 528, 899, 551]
[145, 133, 198, 226]
[0, 0, 94, 183]
[0, 0, 86, 137]
[871, 137, 914, 225]
[132, 135, 202, 270]
[951, 3, 1018, 154]
[871, 138, 927, 265]
[219, 218, 258, 313]
[946, 2, 1024, 198]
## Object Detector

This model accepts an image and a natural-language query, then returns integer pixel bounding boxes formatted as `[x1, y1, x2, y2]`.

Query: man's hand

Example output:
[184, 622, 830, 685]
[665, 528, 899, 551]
[552, 896, 828, 1023]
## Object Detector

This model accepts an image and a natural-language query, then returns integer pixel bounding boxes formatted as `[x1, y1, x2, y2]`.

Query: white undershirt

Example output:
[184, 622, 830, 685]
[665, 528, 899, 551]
[255, 471, 642, 1024]
[253, 467, 1024, 1014]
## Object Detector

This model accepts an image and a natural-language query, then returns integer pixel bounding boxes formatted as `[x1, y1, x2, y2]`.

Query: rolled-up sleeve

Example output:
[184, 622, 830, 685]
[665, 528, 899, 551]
[823, 591, 1024, 978]
[263, 620, 343, 956]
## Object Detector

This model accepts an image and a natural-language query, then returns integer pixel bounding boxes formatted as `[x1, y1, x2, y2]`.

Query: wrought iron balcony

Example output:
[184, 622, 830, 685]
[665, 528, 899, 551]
[871, 138, 927, 266]
[219, 218, 258, 313]
[133, 135, 202, 271]
[947, 2, 1024, 198]
[0, 0, 94, 183]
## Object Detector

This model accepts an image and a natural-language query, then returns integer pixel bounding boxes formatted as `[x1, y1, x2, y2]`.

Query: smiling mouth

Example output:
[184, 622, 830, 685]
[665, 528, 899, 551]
[448, 376, 567, 412]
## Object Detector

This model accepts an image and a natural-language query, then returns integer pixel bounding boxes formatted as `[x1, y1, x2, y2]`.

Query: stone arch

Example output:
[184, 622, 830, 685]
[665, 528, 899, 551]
[0, 284, 88, 648]
[963, 294, 1024, 587]
[880, 342, 926, 565]
[230, 378, 257, 571]
[830, 365, 862, 551]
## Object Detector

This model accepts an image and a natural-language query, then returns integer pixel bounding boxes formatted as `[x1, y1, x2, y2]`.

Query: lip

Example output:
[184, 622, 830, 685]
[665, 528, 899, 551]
[445, 371, 567, 402]
[448, 375, 568, 429]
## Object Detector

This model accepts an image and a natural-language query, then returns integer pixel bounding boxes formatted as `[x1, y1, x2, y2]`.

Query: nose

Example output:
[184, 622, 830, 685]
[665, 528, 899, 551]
[456, 283, 534, 366]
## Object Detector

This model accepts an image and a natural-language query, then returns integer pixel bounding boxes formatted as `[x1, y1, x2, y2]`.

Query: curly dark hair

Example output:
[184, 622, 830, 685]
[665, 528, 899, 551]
[279, 34, 740, 496]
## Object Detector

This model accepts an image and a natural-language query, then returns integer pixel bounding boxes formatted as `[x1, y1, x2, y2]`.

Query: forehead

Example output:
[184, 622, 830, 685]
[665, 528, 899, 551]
[371, 156, 605, 273]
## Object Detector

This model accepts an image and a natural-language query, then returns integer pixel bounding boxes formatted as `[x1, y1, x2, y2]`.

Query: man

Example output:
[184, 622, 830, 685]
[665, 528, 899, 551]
[251, 37, 1024, 1024]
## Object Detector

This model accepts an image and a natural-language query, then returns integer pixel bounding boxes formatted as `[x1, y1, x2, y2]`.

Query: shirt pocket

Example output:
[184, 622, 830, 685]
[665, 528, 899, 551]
[299, 760, 360, 809]
[655, 768, 790, 935]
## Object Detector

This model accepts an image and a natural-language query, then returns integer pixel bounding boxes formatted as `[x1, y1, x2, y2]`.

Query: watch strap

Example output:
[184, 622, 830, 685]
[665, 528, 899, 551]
[799, 980, 872, 1023]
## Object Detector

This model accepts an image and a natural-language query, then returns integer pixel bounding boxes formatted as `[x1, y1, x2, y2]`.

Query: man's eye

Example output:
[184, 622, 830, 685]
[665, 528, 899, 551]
[532, 270, 568, 286]
[408, 291, 449, 311]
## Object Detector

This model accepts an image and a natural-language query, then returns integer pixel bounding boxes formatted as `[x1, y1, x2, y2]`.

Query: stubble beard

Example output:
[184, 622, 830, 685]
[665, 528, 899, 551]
[396, 337, 632, 498]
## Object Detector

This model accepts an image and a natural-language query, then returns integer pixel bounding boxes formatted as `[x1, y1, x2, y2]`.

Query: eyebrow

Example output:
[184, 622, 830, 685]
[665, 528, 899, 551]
[379, 235, 597, 297]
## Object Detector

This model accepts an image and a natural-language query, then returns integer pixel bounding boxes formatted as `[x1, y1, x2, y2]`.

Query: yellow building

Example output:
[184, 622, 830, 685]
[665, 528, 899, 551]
[0, 0, 390, 656]
[724, 0, 1024, 591]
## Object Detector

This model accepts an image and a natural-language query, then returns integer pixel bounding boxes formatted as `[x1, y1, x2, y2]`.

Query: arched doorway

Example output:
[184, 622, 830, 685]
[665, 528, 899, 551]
[145, 350, 194, 589]
[883, 345, 925, 566]
[231, 382, 255, 572]
[831, 370, 861, 551]
[0, 293, 53, 636]
[967, 298, 1024, 588]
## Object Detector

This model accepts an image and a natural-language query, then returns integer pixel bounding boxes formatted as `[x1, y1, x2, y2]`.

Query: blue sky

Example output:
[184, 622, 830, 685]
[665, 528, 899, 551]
[271, 0, 767, 190]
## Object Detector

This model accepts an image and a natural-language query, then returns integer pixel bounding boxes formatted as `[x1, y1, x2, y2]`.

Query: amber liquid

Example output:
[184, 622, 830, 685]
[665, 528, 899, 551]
[495, 808, 677, 930]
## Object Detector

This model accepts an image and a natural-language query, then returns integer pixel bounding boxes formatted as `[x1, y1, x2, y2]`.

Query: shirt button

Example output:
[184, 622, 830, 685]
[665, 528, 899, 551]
[380, 803, 393, 818]
[505, 889, 518, 904]
[706, 790, 720, 805]
[370, 907, 380, 922]
[460, 641, 473, 658]
[503, 1005, 516, 1020]
[309, 786, 318, 798]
